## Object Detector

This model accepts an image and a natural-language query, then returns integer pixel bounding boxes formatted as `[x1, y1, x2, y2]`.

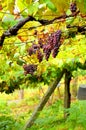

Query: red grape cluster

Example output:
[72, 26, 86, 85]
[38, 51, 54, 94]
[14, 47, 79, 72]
[24, 30, 62, 75]
[28, 44, 39, 56]
[27, 30, 62, 62]
[28, 43, 43, 62]
[23, 64, 37, 75]
[43, 30, 62, 60]
[70, 2, 77, 13]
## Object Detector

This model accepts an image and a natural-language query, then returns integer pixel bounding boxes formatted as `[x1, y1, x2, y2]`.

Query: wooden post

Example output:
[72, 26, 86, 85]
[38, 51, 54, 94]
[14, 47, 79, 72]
[64, 70, 71, 118]
[19, 89, 24, 99]
[23, 69, 65, 130]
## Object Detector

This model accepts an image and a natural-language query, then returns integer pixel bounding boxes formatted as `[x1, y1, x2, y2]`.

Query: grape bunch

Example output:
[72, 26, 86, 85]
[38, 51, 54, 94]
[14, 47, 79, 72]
[24, 30, 62, 75]
[43, 30, 62, 60]
[27, 30, 61, 62]
[23, 64, 37, 75]
[28, 44, 40, 56]
[70, 2, 77, 13]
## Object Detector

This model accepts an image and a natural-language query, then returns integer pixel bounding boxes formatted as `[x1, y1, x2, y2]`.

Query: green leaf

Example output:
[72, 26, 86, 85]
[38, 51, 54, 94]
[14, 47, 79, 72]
[17, 59, 25, 66]
[66, 9, 71, 15]
[7, 0, 15, 13]
[2, 14, 18, 29]
[84, 0, 86, 12]
[66, 17, 74, 25]
[20, 44, 26, 55]
[28, 2, 39, 15]
[14, 53, 20, 59]
[43, 0, 57, 12]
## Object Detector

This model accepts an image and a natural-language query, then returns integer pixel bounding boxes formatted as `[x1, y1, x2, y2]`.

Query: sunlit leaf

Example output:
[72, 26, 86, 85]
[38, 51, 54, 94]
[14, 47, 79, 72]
[43, 0, 57, 12]
[7, 0, 15, 13]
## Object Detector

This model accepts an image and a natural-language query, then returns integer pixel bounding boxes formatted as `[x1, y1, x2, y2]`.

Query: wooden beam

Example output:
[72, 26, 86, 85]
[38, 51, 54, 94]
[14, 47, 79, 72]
[23, 69, 65, 130]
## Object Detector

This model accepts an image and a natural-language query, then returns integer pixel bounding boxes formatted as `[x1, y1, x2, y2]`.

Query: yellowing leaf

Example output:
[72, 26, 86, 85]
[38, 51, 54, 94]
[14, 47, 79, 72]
[18, 30, 28, 42]
[7, 0, 15, 13]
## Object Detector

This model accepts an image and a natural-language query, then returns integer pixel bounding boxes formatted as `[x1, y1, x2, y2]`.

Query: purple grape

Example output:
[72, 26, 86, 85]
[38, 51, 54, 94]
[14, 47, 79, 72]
[45, 49, 51, 61]
[43, 44, 51, 53]
[27, 30, 62, 62]
[28, 47, 35, 56]
[43, 30, 61, 60]
[52, 42, 61, 58]
[52, 46, 59, 58]
[32, 44, 40, 51]
[55, 30, 61, 40]
[28, 44, 40, 56]
[23, 64, 37, 75]
[70, 2, 77, 13]
[37, 51, 43, 62]
[43, 44, 51, 60]
[49, 30, 61, 48]
[38, 38, 43, 48]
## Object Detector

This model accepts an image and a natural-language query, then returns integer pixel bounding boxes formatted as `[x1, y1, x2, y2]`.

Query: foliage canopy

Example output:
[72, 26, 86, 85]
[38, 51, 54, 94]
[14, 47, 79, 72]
[0, 0, 86, 93]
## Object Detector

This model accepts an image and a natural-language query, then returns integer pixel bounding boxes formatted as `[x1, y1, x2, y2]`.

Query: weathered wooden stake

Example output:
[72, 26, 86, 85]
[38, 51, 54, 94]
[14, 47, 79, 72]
[23, 69, 65, 130]
[19, 89, 24, 99]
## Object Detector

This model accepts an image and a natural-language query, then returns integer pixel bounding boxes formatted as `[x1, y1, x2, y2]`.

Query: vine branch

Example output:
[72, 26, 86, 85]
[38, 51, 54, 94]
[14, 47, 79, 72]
[67, 24, 86, 34]
[0, 10, 81, 48]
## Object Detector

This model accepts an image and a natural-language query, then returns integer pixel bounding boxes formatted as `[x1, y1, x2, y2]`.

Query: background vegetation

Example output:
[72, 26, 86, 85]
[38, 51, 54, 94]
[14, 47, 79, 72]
[0, 0, 86, 129]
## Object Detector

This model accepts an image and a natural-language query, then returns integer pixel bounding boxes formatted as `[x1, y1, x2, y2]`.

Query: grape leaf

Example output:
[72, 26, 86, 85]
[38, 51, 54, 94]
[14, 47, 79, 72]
[7, 0, 15, 13]
[43, 0, 57, 12]
[28, 2, 39, 15]
[84, 0, 86, 12]
[2, 14, 18, 29]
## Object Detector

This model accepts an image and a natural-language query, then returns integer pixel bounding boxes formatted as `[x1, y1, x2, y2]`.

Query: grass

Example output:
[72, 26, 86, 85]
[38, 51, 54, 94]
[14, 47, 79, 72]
[0, 94, 86, 130]
[0, 76, 86, 130]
